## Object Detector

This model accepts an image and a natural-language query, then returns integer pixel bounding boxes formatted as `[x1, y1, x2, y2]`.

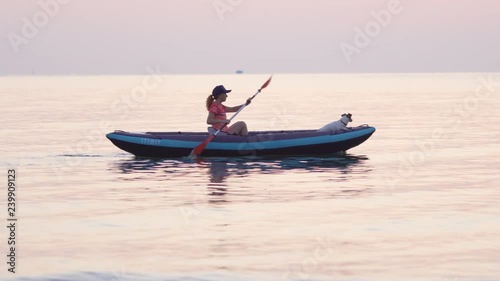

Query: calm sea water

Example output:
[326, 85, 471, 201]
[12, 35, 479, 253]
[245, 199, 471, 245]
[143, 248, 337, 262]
[1, 73, 500, 281]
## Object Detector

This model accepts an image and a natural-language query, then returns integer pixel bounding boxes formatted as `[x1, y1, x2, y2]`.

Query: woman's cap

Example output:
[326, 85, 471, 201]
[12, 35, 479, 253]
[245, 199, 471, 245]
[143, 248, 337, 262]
[212, 85, 232, 96]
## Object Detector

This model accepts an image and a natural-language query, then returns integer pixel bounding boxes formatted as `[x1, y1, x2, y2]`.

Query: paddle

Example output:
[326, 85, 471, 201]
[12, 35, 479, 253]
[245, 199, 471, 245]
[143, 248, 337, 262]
[189, 76, 273, 158]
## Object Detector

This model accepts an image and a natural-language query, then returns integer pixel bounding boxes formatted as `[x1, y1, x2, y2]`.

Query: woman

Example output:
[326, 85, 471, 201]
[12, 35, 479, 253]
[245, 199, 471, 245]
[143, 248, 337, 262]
[206, 85, 251, 136]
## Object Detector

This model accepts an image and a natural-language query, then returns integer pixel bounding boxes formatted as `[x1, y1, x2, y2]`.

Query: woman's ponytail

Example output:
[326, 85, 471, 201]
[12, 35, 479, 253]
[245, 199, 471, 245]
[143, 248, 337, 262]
[206, 95, 214, 110]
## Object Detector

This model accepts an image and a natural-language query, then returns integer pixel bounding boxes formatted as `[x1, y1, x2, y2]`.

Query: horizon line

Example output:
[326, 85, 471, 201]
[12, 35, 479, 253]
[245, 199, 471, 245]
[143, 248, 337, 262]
[1, 71, 499, 77]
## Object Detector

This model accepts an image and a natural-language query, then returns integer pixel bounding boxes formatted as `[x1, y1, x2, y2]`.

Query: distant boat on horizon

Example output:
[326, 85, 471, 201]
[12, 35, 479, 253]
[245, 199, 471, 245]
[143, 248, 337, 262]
[235, 70, 243, 74]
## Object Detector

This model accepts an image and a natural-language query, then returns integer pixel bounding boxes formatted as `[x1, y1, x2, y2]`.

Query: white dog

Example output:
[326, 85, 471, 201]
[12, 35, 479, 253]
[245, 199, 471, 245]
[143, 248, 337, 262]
[318, 113, 353, 133]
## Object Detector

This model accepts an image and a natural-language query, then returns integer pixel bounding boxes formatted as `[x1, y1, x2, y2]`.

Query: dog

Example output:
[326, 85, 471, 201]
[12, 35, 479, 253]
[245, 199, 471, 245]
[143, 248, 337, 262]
[318, 113, 353, 133]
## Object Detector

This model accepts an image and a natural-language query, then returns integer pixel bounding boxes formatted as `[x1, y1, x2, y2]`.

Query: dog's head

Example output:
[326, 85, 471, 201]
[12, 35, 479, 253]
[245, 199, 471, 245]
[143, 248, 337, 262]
[340, 113, 353, 124]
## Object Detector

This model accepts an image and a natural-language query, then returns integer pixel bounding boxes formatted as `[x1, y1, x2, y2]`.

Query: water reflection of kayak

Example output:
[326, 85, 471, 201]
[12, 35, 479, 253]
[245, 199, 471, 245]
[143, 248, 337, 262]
[106, 126, 375, 158]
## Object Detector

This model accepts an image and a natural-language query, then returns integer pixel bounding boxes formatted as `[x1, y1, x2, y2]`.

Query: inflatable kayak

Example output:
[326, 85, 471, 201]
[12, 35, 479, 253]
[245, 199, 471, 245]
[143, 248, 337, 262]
[106, 125, 375, 158]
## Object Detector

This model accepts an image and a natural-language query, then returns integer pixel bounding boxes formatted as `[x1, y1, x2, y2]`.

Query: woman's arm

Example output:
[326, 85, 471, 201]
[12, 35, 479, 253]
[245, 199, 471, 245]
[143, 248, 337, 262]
[206, 112, 229, 125]
[223, 104, 244, 113]
[224, 99, 251, 112]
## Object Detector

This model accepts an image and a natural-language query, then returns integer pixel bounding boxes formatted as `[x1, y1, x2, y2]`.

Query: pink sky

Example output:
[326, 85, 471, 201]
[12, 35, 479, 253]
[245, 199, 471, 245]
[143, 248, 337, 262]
[1, 0, 499, 74]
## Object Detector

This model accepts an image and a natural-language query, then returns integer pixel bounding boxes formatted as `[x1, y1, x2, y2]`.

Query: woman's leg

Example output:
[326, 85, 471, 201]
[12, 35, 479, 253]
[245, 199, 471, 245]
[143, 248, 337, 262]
[228, 121, 248, 136]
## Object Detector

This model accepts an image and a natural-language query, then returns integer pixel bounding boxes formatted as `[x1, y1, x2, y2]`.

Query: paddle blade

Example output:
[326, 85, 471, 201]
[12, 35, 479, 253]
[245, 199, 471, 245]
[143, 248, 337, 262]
[189, 135, 215, 158]
[260, 75, 272, 90]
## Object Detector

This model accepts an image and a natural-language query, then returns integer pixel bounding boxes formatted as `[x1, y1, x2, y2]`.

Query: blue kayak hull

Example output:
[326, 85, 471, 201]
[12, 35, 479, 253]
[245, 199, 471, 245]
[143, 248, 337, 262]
[106, 126, 376, 158]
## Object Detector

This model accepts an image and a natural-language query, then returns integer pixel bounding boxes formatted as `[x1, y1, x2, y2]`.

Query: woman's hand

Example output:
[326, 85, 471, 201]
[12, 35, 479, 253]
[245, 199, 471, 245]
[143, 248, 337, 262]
[223, 119, 231, 124]
[245, 98, 252, 106]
